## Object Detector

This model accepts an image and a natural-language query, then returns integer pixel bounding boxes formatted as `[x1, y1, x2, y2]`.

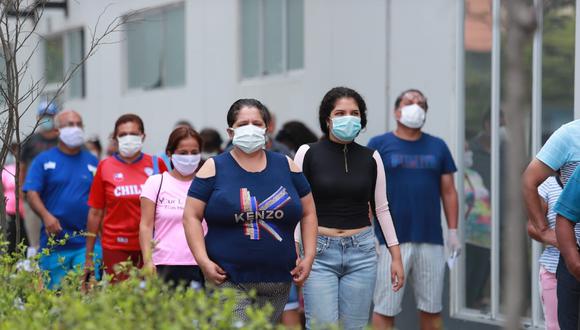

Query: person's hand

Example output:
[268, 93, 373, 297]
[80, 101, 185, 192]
[82, 258, 95, 293]
[200, 260, 227, 285]
[291, 256, 314, 287]
[143, 261, 157, 277]
[540, 228, 558, 248]
[446, 229, 462, 257]
[43, 214, 62, 235]
[390, 258, 404, 292]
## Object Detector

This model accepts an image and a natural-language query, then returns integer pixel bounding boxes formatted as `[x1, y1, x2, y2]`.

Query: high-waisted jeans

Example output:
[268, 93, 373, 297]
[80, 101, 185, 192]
[303, 227, 377, 330]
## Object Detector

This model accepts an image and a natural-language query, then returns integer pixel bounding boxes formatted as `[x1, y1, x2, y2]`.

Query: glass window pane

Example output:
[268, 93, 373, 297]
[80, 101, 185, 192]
[45, 36, 64, 84]
[67, 29, 84, 98]
[241, 0, 261, 78]
[287, 0, 304, 71]
[126, 11, 163, 89]
[263, 0, 284, 75]
[464, 0, 492, 313]
[542, 1, 575, 142]
[164, 5, 185, 87]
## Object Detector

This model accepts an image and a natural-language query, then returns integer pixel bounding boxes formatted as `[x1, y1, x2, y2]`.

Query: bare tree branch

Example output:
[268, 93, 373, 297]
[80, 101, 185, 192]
[0, 0, 132, 249]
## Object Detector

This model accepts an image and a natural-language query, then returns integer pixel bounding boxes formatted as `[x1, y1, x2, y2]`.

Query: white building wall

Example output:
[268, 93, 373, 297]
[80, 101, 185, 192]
[23, 0, 388, 153]
[387, 0, 460, 159]
[24, 0, 458, 157]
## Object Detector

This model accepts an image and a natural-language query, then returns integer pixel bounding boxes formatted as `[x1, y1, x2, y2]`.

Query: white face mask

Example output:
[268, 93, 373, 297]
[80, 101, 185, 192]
[231, 124, 266, 154]
[464, 150, 474, 168]
[117, 135, 143, 158]
[59, 127, 85, 148]
[171, 154, 201, 176]
[399, 104, 426, 129]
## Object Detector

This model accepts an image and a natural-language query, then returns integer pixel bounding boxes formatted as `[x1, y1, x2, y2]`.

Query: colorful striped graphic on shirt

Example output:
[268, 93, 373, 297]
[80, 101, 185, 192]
[238, 187, 290, 241]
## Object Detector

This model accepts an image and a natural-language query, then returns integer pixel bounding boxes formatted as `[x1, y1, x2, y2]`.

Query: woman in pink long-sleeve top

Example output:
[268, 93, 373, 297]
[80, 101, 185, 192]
[293, 87, 403, 330]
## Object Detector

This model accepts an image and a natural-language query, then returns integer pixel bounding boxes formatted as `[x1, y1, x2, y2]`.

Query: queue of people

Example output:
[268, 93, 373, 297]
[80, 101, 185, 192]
[523, 118, 580, 330]
[4, 86, 466, 330]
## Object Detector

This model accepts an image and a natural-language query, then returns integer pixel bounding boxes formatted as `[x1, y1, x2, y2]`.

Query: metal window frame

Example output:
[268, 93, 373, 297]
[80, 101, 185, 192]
[240, 0, 304, 81]
[43, 27, 85, 100]
[65, 28, 86, 99]
[489, 0, 501, 321]
[123, 1, 185, 91]
[453, 0, 556, 327]
[530, 0, 544, 327]
[451, 0, 465, 317]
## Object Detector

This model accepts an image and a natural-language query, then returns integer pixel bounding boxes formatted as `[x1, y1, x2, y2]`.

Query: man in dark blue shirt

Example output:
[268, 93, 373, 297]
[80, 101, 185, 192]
[23, 110, 100, 289]
[368, 89, 459, 330]
[554, 166, 580, 330]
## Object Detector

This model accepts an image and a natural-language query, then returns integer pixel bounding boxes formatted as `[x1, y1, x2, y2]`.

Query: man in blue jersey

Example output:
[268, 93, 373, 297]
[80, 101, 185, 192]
[23, 110, 100, 289]
[368, 89, 459, 330]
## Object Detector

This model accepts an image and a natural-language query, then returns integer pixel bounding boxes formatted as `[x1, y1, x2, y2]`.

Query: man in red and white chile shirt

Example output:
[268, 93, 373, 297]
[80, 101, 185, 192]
[85, 114, 167, 282]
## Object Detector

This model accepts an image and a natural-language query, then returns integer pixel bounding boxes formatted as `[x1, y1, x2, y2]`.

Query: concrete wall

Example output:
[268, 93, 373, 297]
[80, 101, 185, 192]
[387, 0, 460, 158]
[26, 0, 397, 155]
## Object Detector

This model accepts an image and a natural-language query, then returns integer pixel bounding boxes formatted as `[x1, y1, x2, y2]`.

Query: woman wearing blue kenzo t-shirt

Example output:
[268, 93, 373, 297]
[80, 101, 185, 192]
[183, 99, 318, 323]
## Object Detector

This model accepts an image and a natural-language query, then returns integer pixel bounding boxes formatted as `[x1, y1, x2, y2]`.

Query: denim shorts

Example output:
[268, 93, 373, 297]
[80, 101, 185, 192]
[284, 283, 300, 311]
[40, 241, 103, 289]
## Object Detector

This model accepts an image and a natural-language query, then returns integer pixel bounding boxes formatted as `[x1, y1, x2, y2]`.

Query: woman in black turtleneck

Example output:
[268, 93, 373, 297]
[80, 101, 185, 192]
[294, 87, 404, 330]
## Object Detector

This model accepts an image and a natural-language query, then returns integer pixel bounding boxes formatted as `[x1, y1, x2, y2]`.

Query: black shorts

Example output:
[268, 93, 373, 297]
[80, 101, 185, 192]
[156, 265, 204, 289]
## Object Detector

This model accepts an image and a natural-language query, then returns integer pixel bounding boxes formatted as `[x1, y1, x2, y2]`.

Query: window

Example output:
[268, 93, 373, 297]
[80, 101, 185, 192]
[125, 3, 185, 90]
[458, 0, 576, 327]
[240, 0, 304, 79]
[43, 29, 85, 99]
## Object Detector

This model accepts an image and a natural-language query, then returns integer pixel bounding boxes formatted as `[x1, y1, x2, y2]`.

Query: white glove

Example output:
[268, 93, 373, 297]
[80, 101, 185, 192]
[446, 229, 462, 257]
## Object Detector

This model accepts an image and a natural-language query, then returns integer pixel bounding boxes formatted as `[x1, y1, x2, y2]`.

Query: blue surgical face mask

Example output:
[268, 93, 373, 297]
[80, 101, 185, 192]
[39, 117, 54, 132]
[331, 116, 362, 142]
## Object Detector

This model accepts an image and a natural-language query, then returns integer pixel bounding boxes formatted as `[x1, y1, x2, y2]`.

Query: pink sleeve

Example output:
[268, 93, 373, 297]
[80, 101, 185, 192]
[293, 144, 310, 171]
[373, 151, 399, 247]
[294, 223, 301, 243]
[140, 173, 163, 202]
[292, 144, 310, 243]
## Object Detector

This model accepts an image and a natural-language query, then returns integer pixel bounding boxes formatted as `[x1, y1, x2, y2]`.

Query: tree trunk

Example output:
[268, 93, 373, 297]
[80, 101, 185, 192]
[503, 1, 536, 329]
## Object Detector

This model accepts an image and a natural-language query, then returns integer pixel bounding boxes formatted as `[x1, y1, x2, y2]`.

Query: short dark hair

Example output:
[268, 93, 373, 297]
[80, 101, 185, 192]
[394, 89, 429, 110]
[114, 114, 145, 138]
[275, 121, 319, 153]
[226, 99, 271, 127]
[318, 87, 367, 136]
[86, 136, 102, 155]
[165, 126, 203, 155]
[174, 120, 194, 130]
[200, 128, 223, 152]
[482, 108, 505, 126]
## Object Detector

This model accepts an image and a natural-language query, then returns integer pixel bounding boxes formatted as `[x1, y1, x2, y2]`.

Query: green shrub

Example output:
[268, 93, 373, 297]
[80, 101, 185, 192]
[0, 244, 281, 330]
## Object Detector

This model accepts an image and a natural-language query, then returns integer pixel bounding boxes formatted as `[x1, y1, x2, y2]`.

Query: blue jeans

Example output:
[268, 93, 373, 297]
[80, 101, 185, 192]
[303, 227, 377, 330]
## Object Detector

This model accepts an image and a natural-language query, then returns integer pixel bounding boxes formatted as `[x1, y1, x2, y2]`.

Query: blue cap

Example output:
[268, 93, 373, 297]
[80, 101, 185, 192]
[37, 101, 58, 116]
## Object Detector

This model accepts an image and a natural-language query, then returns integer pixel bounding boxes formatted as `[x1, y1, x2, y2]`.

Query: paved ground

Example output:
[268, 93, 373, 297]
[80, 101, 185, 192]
[395, 270, 501, 330]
